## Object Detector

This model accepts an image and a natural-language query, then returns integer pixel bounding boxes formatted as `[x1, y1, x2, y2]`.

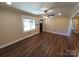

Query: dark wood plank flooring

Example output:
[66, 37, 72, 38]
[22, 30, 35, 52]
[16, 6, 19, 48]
[0, 32, 79, 57]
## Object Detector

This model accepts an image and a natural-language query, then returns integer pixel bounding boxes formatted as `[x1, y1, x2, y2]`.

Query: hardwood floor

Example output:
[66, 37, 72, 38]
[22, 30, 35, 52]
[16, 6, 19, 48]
[0, 32, 79, 57]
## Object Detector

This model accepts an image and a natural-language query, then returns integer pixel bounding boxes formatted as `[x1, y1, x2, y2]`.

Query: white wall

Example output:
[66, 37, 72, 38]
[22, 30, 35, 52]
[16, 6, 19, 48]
[43, 16, 70, 36]
[0, 10, 39, 48]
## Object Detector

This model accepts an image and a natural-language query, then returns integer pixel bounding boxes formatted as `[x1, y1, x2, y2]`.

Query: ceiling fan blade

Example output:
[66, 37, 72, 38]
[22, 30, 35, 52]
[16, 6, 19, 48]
[42, 7, 56, 17]
[47, 6, 65, 12]
[47, 7, 54, 11]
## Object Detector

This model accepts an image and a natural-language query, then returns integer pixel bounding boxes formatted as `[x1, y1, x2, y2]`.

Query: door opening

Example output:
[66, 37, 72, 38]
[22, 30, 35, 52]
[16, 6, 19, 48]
[39, 19, 43, 33]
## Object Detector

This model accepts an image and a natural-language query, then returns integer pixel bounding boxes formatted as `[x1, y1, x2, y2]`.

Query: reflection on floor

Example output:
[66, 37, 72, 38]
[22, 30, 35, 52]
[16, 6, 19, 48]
[0, 32, 79, 57]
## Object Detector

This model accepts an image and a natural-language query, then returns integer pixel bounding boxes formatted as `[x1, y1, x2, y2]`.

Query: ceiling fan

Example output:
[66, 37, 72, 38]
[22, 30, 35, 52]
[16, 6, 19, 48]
[42, 8, 55, 18]
[41, 6, 57, 18]
[42, 6, 62, 18]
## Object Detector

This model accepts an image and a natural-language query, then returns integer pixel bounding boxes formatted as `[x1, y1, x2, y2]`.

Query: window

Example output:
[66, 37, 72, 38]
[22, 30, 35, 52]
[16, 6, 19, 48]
[23, 18, 36, 32]
[30, 20, 35, 30]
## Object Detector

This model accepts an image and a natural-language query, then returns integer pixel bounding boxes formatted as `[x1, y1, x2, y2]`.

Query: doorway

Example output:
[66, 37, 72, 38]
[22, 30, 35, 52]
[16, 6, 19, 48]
[39, 19, 43, 33]
[71, 18, 77, 33]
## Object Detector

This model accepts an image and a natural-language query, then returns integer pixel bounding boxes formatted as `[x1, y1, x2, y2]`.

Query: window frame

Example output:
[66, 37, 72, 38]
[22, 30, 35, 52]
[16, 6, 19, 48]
[21, 15, 36, 33]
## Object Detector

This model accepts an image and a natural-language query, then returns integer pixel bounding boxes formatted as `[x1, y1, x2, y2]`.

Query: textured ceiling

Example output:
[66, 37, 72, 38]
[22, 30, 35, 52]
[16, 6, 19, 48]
[0, 2, 78, 16]
[11, 2, 77, 16]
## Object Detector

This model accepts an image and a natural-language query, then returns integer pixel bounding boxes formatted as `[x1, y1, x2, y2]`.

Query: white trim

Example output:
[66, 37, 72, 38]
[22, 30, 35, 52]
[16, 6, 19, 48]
[0, 32, 39, 49]
[44, 30, 69, 36]
[71, 3, 79, 18]
[67, 18, 72, 36]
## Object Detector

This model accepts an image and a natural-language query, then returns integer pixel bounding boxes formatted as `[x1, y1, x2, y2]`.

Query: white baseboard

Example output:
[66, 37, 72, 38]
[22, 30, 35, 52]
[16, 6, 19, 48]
[0, 32, 39, 49]
[44, 30, 69, 36]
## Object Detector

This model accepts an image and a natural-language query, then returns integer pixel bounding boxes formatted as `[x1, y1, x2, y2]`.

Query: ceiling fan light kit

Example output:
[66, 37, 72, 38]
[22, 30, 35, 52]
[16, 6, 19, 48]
[58, 13, 62, 15]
